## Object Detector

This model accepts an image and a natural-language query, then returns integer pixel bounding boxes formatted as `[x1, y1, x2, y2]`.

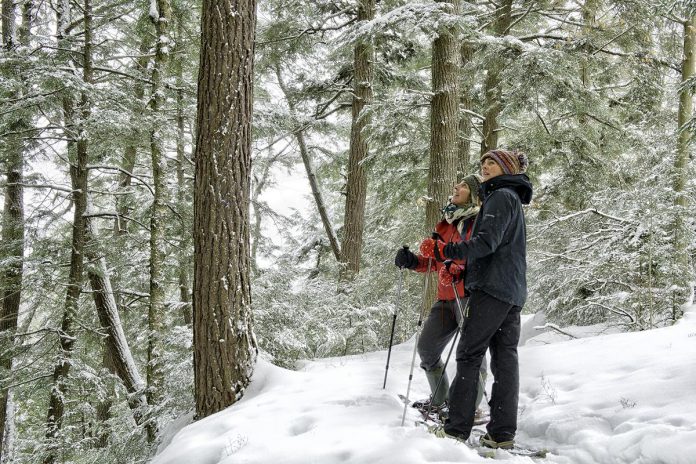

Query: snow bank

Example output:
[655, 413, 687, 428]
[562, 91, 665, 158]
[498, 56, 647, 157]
[153, 313, 696, 464]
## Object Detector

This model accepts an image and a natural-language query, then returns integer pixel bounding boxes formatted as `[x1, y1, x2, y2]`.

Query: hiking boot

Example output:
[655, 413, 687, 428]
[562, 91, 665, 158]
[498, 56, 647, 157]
[425, 365, 449, 407]
[436, 403, 449, 422]
[431, 425, 468, 443]
[479, 433, 514, 450]
[411, 398, 433, 410]
[411, 398, 447, 412]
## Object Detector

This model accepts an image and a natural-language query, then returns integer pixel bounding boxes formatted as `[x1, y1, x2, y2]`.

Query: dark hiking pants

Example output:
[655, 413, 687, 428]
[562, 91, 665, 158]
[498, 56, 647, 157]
[417, 300, 460, 372]
[418, 299, 488, 404]
[444, 290, 521, 441]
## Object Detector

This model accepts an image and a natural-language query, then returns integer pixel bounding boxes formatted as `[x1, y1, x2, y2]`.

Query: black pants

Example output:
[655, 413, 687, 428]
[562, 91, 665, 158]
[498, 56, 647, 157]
[417, 300, 461, 371]
[417, 299, 488, 405]
[444, 290, 521, 441]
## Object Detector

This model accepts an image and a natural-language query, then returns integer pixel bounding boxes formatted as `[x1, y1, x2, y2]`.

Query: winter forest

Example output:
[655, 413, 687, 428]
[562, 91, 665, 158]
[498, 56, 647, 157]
[1, 0, 695, 462]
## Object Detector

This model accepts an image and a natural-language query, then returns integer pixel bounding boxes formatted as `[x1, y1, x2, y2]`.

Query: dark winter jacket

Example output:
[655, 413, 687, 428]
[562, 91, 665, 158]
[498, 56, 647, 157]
[414, 217, 475, 301]
[443, 174, 533, 307]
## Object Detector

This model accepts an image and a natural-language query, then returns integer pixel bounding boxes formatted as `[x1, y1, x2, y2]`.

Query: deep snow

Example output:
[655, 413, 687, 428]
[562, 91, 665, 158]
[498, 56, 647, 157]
[153, 308, 696, 464]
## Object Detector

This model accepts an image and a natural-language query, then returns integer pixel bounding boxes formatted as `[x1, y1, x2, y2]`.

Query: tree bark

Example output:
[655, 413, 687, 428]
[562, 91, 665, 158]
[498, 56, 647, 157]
[1, 0, 15, 49]
[193, 0, 258, 420]
[175, 20, 192, 324]
[672, 15, 695, 315]
[340, 0, 374, 279]
[423, 0, 461, 309]
[84, 212, 150, 427]
[480, 0, 513, 155]
[458, 41, 476, 176]
[44, 1, 91, 461]
[94, 347, 115, 448]
[0, 1, 25, 459]
[147, 0, 171, 436]
[275, 67, 342, 261]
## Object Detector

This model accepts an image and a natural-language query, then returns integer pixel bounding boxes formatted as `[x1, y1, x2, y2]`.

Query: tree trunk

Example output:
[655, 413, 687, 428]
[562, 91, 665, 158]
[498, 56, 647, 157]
[0, 1, 25, 459]
[672, 15, 695, 315]
[175, 22, 192, 324]
[340, 0, 374, 279]
[250, 159, 271, 275]
[275, 67, 342, 261]
[44, 1, 91, 461]
[114, 35, 152, 235]
[458, 41, 476, 176]
[193, 0, 258, 420]
[423, 0, 461, 310]
[480, 0, 513, 155]
[94, 347, 115, 448]
[1, 0, 15, 50]
[84, 212, 150, 428]
[146, 0, 171, 438]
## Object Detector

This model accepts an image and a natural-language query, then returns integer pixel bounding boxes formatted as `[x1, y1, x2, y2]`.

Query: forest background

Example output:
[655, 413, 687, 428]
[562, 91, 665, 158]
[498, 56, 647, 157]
[1, 0, 695, 463]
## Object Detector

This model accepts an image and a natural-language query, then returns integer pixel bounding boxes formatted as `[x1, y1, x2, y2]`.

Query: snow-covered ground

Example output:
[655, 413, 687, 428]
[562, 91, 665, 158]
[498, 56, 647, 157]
[153, 308, 696, 464]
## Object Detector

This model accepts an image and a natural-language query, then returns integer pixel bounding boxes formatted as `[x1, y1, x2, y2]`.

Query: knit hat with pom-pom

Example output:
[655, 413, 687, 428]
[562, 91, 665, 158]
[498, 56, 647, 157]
[481, 149, 529, 175]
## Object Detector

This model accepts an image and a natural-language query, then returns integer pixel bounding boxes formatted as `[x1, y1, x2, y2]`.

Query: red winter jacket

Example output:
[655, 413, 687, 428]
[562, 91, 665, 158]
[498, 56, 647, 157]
[414, 217, 474, 301]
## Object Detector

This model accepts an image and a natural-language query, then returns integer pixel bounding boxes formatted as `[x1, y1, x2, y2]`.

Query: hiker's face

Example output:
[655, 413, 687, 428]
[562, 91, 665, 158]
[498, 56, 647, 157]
[451, 182, 471, 206]
[481, 158, 503, 182]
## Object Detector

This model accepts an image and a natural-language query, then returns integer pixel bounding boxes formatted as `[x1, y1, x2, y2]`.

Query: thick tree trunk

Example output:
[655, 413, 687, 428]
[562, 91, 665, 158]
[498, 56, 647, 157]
[0, 2, 25, 459]
[340, 0, 374, 279]
[276, 68, 342, 261]
[193, 0, 258, 419]
[44, 2, 92, 461]
[423, 0, 461, 309]
[672, 15, 695, 316]
[480, 0, 513, 155]
[146, 0, 171, 437]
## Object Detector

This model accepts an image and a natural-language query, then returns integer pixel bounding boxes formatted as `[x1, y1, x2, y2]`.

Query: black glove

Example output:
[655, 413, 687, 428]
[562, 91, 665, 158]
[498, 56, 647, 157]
[394, 246, 418, 269]
[443, 242, 463, 260]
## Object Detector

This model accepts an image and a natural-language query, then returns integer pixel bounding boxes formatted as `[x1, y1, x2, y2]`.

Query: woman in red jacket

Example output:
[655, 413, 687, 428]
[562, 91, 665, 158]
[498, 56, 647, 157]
[394, 174, 487, 419]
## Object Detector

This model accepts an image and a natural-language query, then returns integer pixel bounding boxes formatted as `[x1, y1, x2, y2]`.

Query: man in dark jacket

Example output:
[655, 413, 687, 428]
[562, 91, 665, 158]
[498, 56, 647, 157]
[439, 149, 533, 449]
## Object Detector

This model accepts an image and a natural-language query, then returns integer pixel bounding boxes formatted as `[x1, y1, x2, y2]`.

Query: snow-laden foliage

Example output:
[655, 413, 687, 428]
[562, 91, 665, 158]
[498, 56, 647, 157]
[2, 0, 696, 463]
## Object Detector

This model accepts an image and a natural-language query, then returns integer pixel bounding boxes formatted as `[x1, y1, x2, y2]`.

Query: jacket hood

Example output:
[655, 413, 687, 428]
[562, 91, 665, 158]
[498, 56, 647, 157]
[480, 174, 533, 205]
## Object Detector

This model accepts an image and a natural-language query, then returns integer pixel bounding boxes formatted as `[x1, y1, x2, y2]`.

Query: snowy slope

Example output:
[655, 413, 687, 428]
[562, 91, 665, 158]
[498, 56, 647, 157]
[153, 309, 696, 464]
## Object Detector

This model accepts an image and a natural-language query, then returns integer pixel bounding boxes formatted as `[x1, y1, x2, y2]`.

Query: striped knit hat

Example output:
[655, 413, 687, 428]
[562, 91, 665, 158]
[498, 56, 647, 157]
[481, 149, 529, 175]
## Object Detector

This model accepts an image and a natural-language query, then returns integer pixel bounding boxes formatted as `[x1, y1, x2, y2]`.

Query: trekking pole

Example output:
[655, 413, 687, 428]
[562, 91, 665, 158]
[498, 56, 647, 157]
[425, 273, 469, 419]
[400, 257, 433, 426]
[383, 251, 406, 389]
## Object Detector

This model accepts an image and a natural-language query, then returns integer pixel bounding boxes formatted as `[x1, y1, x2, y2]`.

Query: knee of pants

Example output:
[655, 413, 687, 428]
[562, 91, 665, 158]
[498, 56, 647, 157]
[456, 350, 486, 369]
[419, 357, 443, 372]
[417, 340, 439, 367]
